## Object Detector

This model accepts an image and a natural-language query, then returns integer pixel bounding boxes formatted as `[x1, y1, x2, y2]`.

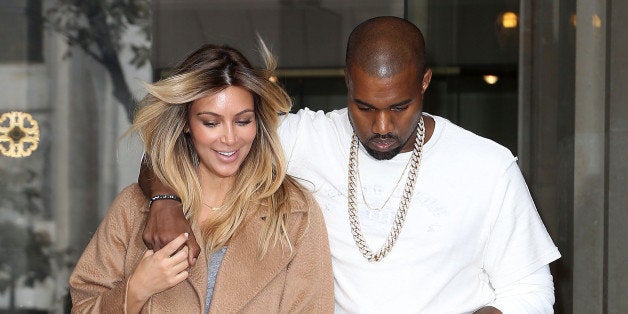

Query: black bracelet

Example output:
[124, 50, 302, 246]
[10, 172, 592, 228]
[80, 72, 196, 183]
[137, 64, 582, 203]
[148, 194, 182, 208]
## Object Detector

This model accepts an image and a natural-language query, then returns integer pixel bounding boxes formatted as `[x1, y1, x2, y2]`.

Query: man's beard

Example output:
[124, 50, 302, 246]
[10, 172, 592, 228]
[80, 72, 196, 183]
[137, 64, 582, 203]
[364, 144, 403, 160]
[362, 133, 408, 160]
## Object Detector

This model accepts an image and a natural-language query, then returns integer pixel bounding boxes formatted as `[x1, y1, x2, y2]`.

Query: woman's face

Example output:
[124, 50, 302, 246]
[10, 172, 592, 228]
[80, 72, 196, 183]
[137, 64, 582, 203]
[187, 86, 257, 180]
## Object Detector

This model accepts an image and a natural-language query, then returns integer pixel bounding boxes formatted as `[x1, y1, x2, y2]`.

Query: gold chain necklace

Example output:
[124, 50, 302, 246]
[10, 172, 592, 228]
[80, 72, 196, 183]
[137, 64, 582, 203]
[356, 152, 412, 211]
[347, 116, 425, 262]
[202, 202, 223, 211]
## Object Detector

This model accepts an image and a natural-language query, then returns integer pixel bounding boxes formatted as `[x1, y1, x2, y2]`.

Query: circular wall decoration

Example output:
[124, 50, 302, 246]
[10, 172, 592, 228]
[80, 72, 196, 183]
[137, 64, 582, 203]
[0, 111, 40, 158]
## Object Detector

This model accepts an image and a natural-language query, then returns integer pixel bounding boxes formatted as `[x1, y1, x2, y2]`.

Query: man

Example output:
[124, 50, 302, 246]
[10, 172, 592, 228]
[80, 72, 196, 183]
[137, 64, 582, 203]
[141, 16, 560, 313]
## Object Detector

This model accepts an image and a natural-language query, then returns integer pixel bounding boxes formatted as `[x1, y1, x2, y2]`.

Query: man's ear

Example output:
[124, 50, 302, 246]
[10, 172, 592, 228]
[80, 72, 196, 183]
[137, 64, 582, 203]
[344, 68, 350, 89]
[421, 68, 433, 94]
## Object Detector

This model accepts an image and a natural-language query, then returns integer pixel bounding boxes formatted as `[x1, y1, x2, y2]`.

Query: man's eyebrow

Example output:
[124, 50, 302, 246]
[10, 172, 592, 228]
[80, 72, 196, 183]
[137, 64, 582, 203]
[390, 99, 412, 108]
[354, 99, 375, 108]
[354, 98, 412, 108]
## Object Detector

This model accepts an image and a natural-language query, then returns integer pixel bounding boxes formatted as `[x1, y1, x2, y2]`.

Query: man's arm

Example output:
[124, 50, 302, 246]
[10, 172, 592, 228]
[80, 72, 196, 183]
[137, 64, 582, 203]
[138, 156, 200, 265]
[484, 265, 555, 313]
[479, 162, 560, 312]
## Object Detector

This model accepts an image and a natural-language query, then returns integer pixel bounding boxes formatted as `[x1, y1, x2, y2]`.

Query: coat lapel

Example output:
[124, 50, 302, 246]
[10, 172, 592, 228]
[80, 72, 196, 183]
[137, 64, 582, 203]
[187, 222, 209, 311]
[208, 207, 296, 313]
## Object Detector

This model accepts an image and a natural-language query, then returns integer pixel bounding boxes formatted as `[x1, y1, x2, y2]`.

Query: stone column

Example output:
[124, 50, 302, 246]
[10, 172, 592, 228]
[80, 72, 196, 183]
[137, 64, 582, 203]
[520, 0, 628, 312]
[599, 0, 628, 312]
[573, 0, 607, 312]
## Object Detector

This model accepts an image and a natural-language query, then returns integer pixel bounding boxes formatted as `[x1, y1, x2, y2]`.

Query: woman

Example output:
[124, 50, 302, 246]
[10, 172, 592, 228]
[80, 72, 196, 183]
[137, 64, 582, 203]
[69, 43, 334, 313]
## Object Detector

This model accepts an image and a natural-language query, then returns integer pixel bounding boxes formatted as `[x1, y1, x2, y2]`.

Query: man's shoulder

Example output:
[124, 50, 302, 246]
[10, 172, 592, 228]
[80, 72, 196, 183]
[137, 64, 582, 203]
[428, 114, 516, 173]
[432, 114, 514, 157]
[279, 107, 352, 144]
[284, 107, 348, 124]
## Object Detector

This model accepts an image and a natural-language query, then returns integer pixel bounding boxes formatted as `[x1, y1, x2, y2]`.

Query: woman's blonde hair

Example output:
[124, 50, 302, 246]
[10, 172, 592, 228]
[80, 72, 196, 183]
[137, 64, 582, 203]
[131, 42, 300, 257]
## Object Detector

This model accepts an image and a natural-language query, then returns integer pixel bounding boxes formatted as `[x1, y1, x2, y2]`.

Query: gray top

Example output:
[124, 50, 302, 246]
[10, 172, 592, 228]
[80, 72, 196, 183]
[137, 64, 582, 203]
[205, 246, 227, 313]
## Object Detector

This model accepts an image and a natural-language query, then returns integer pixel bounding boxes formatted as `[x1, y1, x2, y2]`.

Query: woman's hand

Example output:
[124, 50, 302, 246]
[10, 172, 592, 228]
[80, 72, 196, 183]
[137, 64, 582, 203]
[126, 233, 191, 312]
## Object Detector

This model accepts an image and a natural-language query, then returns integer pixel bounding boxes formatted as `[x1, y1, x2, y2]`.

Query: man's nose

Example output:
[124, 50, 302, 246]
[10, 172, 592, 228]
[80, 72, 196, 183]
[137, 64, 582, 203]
[372, 110, 393, 135]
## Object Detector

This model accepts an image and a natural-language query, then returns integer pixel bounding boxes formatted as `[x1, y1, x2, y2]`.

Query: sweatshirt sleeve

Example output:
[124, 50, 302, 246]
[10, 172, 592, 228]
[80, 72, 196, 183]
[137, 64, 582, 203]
[487, 265, 556, 313]
[481, 163, 561, 312]
[70, 185, 145, 313]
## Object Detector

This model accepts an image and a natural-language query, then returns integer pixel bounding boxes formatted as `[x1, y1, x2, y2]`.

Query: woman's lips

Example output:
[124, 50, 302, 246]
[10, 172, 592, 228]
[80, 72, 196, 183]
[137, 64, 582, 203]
[214, 149, 238, 162]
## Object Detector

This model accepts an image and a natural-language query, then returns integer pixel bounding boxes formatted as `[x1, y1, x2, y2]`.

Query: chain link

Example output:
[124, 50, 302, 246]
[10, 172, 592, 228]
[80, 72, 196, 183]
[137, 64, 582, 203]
[347, 116, 425, 262]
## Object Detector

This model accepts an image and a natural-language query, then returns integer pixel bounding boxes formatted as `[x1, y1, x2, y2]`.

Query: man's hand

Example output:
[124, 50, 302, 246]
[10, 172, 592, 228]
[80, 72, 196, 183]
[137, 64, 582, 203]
[142, 199, 201, 266]
[474, 306, 502, 314]
[138, 156, 200, 266]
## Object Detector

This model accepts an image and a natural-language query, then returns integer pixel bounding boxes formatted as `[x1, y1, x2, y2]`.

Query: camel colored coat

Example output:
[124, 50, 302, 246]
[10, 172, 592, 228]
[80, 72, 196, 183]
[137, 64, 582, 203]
[70, 183, 334, 313]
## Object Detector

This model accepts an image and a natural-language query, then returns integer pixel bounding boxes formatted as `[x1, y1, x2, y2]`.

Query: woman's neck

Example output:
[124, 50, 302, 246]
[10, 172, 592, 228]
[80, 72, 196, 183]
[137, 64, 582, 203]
[201, 176, 234, 205]
[196, 171, 235, 223]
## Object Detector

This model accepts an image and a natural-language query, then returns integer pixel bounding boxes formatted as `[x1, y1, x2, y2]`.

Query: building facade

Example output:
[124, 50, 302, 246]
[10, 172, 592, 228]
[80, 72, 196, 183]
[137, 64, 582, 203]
[0, 0, 625, 312]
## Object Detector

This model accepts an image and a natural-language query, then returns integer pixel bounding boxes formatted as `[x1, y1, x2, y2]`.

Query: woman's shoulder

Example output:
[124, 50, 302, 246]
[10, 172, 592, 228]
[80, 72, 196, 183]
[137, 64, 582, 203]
[105, 183, 149, 220]
[280, 177, 328, 246]
[281, 177, 319, 214]
[116, 183, 148, 208]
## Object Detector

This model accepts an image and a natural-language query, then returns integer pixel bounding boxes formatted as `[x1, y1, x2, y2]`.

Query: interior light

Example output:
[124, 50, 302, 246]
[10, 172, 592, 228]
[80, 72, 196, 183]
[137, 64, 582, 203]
[501, 12, 518, 29]
[269, 75, 278, 83]
[592, 14, 601, 28]
[483, 75, 499, 85]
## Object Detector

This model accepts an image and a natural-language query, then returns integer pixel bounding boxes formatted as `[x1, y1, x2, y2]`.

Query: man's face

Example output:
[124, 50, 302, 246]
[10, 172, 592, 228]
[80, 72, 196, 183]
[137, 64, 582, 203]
[346, 65, 432, 160]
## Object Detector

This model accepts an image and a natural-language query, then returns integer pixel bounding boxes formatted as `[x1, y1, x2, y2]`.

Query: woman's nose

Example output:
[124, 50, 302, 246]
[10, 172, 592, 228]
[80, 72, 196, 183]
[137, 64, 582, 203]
[221, 125, 236, 145]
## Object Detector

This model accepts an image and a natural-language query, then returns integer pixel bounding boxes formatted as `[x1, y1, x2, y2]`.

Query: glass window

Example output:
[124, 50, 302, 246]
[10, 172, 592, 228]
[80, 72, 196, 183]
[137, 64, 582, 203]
[153, 0, 404, 112]
[408, 0, 519, 154]
[0, 0, 43, 62]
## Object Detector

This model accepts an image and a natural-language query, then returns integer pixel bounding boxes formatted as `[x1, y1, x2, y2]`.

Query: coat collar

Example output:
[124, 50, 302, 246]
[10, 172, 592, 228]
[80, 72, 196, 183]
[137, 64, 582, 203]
[207, 202, 302, 313]
[180, 183, 309, 312]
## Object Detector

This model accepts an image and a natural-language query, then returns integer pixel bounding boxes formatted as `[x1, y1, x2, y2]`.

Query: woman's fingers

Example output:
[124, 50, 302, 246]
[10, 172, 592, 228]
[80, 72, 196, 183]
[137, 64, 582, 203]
[155, 232, 189, 258]
[171, 256, 190, 274]
[155, 236, 189, 277]
[171, 270, 189, 286]
[128, 235, 191, 300]
[169, 244, 188, 261]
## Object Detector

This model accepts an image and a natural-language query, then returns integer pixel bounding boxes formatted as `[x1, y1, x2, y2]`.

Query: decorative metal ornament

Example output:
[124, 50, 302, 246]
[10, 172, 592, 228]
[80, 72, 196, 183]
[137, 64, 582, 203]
[347, 116, 425, 262]
[0, 111, 40, 158]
